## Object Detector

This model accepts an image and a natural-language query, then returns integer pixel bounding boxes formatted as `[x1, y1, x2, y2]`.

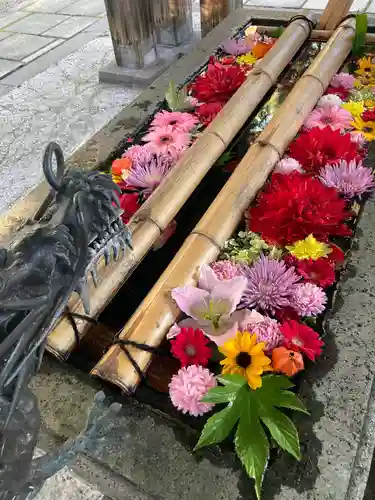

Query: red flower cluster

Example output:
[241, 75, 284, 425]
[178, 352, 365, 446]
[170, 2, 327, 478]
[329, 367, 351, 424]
[288, 127, 362, 174]
[195, 102, 225, 126]
[249, 172, 352, 246]
[119, 192, 140, 224]
[325, 86, 349, 100]
[285, 255, 336, 288]
[190, 57, 246, 104]
[280, 320, 324, 361]
[362, 108, 375, 122]
[171, 328, 212, 367]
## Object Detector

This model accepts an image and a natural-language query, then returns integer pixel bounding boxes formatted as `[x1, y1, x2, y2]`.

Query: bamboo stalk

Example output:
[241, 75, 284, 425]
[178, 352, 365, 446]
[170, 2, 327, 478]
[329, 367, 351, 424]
[91, 18, 356, 393]
[46, 15, 313, 360]
[318, 0, 354, 30]
[257, 26, 375, 43]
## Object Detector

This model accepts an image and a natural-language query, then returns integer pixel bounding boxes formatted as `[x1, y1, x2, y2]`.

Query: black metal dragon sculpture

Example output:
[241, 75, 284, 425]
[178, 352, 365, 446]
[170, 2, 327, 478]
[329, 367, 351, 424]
[0, 142, 132, 499]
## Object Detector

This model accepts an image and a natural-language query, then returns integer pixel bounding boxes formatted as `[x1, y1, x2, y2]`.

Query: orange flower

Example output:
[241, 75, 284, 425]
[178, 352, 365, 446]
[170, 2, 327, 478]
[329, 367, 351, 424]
[112, 157, 132, 177]
[271, 347, 304, 377]
[252, 42, 273, 59]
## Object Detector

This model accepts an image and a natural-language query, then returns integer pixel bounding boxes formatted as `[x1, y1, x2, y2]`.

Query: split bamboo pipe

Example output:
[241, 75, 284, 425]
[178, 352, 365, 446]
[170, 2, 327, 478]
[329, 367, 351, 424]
[258, 26, 375, 43]
[46, 15, 313, 360]
[318, 0, 354, 30]
[91, 18, 356, 393]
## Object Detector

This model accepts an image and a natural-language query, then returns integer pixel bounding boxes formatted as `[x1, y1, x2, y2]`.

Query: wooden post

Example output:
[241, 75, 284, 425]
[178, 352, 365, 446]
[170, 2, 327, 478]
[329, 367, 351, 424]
[91, 18, 356, 393]
[318, 0, 355, 30]
[200, 0, 243, 37]
[104, 0, 157, 69]
[154, 0, 193, 46]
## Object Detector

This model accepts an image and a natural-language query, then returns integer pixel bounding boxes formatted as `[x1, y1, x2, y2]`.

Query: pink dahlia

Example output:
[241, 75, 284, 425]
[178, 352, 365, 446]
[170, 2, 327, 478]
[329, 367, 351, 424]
[210, 260, 241, 281]
[330, 72, 355, 90]
[222, 38, 253, 55]
[319, 160, 375, 198]
[274, 157, 303, 175]
[304, 105, 353, 132]
[142, 125, 191, 159]
[150, 110, 199, 133]
[240, 311, 282, 352]
[317, 94, 343, 108]
[240, 256, 301, 314]
[292, 283, 327, 317]
[169, 365, 217, 416]
[126, 152, 174, 196]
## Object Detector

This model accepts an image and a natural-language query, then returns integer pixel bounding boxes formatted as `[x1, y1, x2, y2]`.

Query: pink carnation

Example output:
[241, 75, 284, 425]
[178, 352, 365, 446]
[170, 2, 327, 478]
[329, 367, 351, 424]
[150, 110, 199, 133]
[274, 157, 303, 175]
[292, 283, 327, 317]
[142, 125, 191, 159]
[169, 365, 217, 416]
[304, 105, 353, 132]
[239, 310, 282, 352]
[330, 72, 355, 90]
[210, 260, 241, 281]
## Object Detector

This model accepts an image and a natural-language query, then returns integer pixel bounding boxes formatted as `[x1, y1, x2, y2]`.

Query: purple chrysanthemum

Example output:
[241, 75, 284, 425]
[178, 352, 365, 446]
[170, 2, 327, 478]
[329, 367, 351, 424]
[240, 256, 301, 314]
[126, 152, 174, 196]
[319, 160, 375, 199]
[210, 260, 241, 281]
[221, 38, 253, 56]
[292, 283, 327, 317]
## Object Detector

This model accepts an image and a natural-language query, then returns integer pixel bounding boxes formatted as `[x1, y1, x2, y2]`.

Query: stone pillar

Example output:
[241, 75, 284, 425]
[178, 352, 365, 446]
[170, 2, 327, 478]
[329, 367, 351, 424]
[104, 0, 157, 69]
[200, 0, 243, 37]
[153, 0, 193, 46]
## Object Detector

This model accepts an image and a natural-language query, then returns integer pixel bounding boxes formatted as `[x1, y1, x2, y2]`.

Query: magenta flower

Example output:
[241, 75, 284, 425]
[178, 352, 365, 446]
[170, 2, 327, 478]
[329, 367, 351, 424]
[142, 125, 191, 159]
[238, 309, 282, 352]
[304, 105, 353, 132]
[240, 256, 301, 314]
[210, 260, 241, 281]
[169, 365, 217, 416]
[330, 72, 355, 90]
[150, 110, 199, 133]
[126, 152, 174, 196]
[221, 38, 253, 55]
[292, 283, 327, 317]
[171, 265, 248, 338]
[319, 160, 375, 198]
[274, 157, 303, 175]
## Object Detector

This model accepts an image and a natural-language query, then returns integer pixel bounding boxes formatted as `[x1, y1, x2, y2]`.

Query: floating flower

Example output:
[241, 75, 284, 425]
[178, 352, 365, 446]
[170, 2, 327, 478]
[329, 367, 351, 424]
[171, 268, 247, 338]
[272, 347, 304, 376]
[303, 105, 352, 132]
[288, 127, 362, 174]
[238, 310, 282, 352]
[169, 365, 217, 416]
[249, 172, 352, 246]
[240, 256, 300, 314]
[222, 38, 253, 55]
[219, 332, 272, 389]
[330, 72, 355, 90]
[285, 234, 332, 261]
[195, 101, 224, 126]
[290, 257, 336, 288]
[319, 160, 375, 198]
[150, 110, 199, 133]
[362, 108, 375, 121]
[190, 58, 246, 103]
[355, 56, 375, 78]
[325, 86, 349, 100]
[236, 52, 257, 65]
[119, 192, 140, 223]
[142, 126, 191, 158]
[280, 320, 324, 361]
[252, 41, 273, 59]
[317, 94, 343, 108]
[292, 283, 327, 317]
[342, 100, 364, 117]
[170, 327, 212, 367]
[112, 157, 132, 177]
[351, 116, 375, 141]
[126, 152, 173, 196]
[274, 156, 303, 175]
[210, 260, 241, 281]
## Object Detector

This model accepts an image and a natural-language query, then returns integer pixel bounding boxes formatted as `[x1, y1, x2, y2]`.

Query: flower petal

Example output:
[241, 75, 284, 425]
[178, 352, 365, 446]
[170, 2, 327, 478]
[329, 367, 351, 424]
[198, 264, 222, 291]
[171, 286, 210, 320]
[211, 275, 248, 314]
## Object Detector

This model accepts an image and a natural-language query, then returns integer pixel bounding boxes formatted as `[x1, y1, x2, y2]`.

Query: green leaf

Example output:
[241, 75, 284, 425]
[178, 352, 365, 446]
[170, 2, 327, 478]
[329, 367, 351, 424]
[260, 407, 301, 461]
[216, 151, 234, 167]
[273, 26, 285, 38]
[194, 402, 239, 450]
[353, 13, 368, 57]
[165, 80, 187, 111]
[216, 373, 247, 389]
[235, 392, 269, 500]
[260, 374, 294, 391]
[275, 390, 309, 414]
[200, 385, 240, 404]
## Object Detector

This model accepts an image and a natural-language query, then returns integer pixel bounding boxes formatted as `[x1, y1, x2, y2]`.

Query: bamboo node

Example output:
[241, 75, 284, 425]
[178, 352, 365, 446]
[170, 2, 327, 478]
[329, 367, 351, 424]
[288, 15, 315, 37]
[208, 130, 227, 147]
[251, 67, 276, 86]
[301, 73, 326, 93]
[254, 139, 282, 161]
[131, 214, 164, 235]
[190, 230, 221, 251]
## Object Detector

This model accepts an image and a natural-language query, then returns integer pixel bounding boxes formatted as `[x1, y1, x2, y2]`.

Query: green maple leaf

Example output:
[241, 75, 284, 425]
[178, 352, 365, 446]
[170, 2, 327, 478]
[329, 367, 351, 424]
[195, 374, 308, 499]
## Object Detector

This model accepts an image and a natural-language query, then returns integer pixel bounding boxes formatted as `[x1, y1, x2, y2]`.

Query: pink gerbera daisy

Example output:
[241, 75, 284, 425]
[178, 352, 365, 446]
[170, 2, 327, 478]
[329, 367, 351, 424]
[304, 105, 353, 132]
[150, 110, 199, 133]
[142, 125, 191, 159]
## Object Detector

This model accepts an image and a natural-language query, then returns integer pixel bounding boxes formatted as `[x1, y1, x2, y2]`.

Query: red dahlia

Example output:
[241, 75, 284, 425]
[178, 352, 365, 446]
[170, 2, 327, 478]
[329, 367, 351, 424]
[280, 320, 324, 361]
[288, 127, 362, 175]
[325, 86, 349, 100]
[190, 58, 246, 104]
[249, 172, 352, 246]
[362, 109, 375, 122]
[119, 192, 140, 223]
[291, 256, 336, 288]
[196, 101, 224, 126]
[170, 328, 212, 367]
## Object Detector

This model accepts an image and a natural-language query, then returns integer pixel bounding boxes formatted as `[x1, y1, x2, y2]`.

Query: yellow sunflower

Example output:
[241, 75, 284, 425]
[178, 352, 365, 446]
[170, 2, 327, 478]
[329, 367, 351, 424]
[219, 332, 272, 390]
[237, 52, 257, 66]
[351, 116, 375, 141]
[355, 56, 375, 78]
[341, 100, 364, 117]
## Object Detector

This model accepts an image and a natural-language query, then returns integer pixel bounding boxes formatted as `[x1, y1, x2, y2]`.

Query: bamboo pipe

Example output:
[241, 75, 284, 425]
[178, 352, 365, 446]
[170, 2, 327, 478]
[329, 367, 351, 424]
[46, 15, 313, 360]
[318, 0, 354, 30]
[91, 18, 356, 393]
[257, 26, 375, 43]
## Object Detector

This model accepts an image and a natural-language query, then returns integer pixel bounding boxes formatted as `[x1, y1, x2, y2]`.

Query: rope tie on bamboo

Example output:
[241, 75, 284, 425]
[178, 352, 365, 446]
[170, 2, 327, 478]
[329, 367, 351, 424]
[301, 74, 326, 94]
[251, 67, 276, 86]
[254, 138, 282, 161]
[132, 213, 164, 235]
[190, 230, 221, 251]
[208, 131, 227, 148]
[65, 308, 99, 347]
[288, 15, 315, 37]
